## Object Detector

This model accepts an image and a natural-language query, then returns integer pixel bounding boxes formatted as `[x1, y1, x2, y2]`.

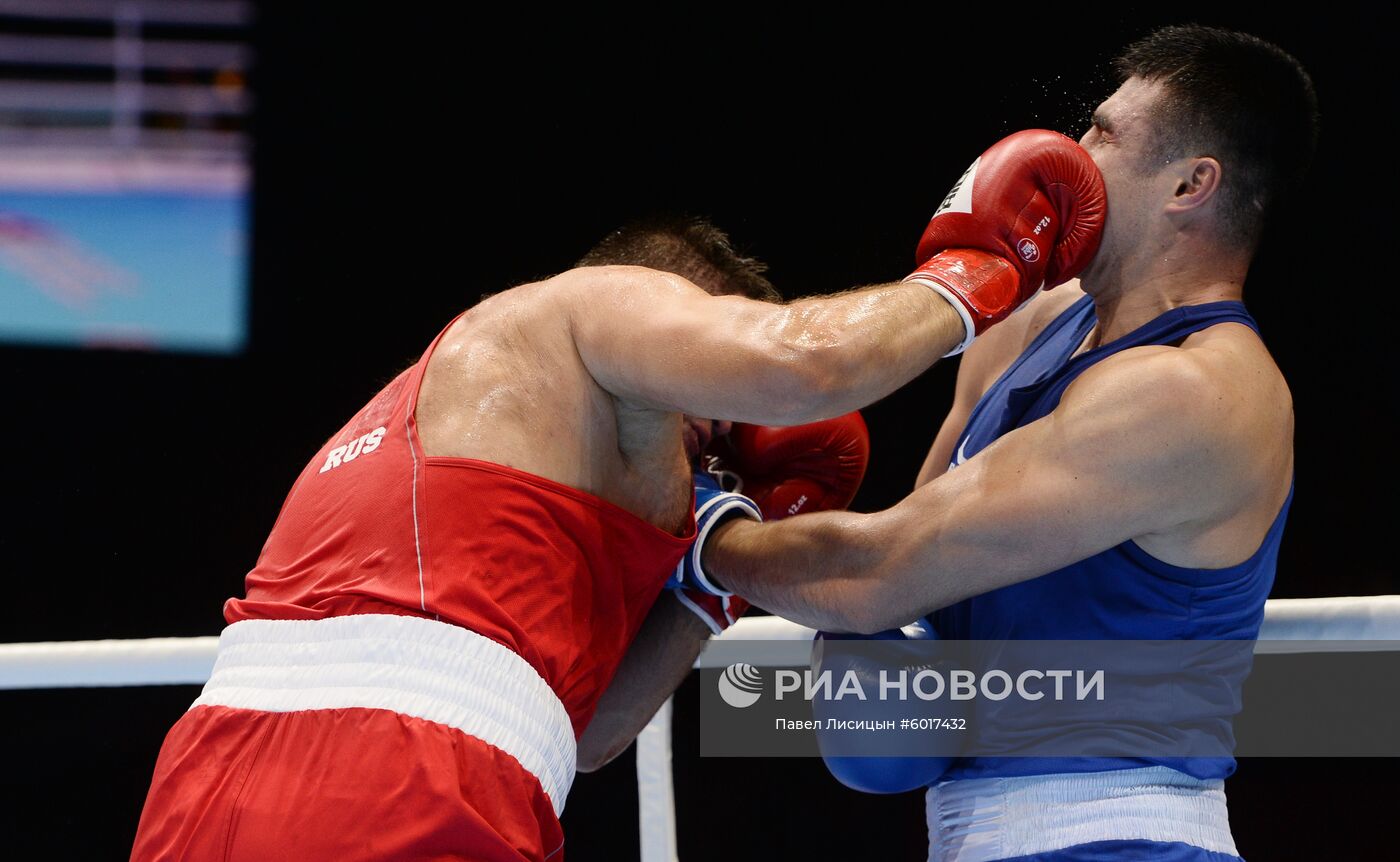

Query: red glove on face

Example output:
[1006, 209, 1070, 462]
[678, 412, 872, 635]
[906, 130, 1106, 354]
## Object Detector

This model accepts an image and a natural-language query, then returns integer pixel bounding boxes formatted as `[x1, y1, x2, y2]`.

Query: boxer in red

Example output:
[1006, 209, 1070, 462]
[130, 130, 1105, 861]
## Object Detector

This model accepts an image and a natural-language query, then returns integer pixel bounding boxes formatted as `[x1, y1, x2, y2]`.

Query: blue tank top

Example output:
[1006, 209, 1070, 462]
[932, 294, 1292, 781]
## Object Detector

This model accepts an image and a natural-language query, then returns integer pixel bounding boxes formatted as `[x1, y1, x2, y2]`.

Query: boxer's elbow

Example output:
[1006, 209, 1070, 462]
[809, 515, 914, 635]
[757, 318, 861, 424]
[576, 722, 630, 774]
[575, 739, 622, 774]
[780, 363, 848, 425]
[838, 516, 931, 634]
[829, 604, 887, 637]
[837, 584, 908, 636]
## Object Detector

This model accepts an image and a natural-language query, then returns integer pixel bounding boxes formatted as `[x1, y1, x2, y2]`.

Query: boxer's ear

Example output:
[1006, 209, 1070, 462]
[1167, 157, 1222, 214]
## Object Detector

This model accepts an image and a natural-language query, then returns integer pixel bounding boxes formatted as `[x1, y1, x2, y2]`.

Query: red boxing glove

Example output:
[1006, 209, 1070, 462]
[906, 129, 1106, 354]
[714, 411, 870, 520]
[678, 412, 870, 635]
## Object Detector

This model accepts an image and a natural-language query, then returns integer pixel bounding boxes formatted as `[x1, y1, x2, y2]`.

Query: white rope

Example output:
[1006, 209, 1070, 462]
[0, 635, 218, 689]
[1255, 595, 1400, 649]
[5, 597, 1394, 691]
[2, 597, 1397, 862]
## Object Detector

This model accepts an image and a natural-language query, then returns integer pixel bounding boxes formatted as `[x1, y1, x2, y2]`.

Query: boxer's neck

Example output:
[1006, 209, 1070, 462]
[1078, 241, 1248, 351]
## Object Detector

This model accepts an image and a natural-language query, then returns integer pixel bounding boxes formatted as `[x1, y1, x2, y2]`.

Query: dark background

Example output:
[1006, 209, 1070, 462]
[2, 5, 1395, 860]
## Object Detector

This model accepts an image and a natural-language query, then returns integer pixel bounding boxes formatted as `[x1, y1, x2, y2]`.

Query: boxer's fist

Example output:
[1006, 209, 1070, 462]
[709, 411, 870, 520]
[666, 470, 759, 634]
[667, 471, 760, 598]
[673, 413, 869, 634]
[915, 130, 1106, 287]
[813, 620, 959, 793]
[907, 130, 1106, 353]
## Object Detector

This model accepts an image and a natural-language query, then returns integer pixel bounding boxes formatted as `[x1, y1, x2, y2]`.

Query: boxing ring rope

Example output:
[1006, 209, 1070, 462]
[3, 596, 1399, 862]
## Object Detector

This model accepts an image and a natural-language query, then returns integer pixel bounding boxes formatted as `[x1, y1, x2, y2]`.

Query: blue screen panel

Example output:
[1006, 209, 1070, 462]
[0, 188, 248, 353]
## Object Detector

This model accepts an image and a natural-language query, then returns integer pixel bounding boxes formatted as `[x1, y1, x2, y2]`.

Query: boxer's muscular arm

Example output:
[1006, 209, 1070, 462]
[709, 346, 1288, 633]
[565, 266, 965, 425]
[577, 592, 710, 772]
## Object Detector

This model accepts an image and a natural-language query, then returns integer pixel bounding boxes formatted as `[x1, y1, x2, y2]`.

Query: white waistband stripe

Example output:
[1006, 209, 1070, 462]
[191, 614, 576, 816]
[926, 767, 1238, 861]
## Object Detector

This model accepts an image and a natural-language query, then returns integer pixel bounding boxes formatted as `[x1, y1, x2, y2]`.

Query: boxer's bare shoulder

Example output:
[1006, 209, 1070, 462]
[1061, 319, 1293, 567]
[414, 267, 695, 531]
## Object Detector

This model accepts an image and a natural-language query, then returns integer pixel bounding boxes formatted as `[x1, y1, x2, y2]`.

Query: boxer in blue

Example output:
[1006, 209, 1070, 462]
[690, 25, 1319, 862]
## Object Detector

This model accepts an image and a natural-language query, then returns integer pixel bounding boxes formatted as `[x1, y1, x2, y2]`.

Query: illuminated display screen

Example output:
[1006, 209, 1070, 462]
[0, 0, 251, 353]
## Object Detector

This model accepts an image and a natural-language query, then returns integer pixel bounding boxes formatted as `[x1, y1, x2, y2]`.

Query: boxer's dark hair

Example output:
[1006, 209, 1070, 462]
[578, 215, 781, 302]
[1115, 25, 1319, 249]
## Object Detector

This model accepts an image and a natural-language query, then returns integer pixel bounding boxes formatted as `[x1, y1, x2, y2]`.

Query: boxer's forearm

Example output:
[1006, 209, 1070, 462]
[576, 593, 711, 773]
[769, 282, 966, 423]
[704, 514, 894, 634]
